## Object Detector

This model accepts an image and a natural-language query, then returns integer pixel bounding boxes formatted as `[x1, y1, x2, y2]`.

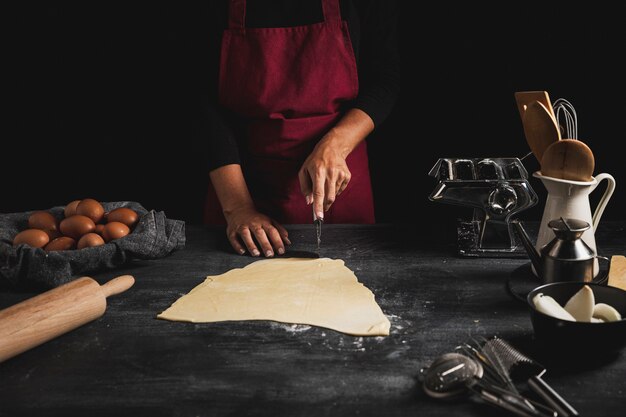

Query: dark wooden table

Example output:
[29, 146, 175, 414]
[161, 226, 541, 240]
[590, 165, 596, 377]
[1, 223, 625, 417]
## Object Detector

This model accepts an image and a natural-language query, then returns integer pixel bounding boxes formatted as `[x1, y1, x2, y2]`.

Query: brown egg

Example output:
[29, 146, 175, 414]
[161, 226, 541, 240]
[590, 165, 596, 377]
[95, 224, 106, 236]
[64, 200, 82, 218]
[106, 207, 139, 227]
[45, 236, 76, 252]
[13, 229, 50, 248]
[28, 211, 60, 239]
[102, 222, 130, 242]
[76, 198, 105, 223]
[77, 233, 105, 249]
[59, 215, 96, 239]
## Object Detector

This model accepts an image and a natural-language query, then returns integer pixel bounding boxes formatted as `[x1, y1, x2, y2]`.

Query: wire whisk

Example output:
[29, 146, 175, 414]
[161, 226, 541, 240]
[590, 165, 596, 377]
[552, 98, 578, 139]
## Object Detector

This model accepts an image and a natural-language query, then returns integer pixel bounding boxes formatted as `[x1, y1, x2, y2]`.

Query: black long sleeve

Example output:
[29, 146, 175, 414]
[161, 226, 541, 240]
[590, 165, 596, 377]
[205, 0, 400, 171]
[351, 0, 400, 126]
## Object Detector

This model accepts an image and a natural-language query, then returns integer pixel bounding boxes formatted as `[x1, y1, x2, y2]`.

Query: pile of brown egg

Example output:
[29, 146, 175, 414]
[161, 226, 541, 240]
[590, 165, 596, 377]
[13, 199, 139, 252]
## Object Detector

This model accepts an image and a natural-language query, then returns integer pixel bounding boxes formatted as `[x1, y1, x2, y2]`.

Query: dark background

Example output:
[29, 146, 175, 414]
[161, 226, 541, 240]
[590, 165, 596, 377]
[5, 3, 625, 238]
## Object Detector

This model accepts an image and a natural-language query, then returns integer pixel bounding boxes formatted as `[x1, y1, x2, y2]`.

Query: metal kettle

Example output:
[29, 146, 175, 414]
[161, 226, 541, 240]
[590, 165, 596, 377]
[512, 218, 596, 283]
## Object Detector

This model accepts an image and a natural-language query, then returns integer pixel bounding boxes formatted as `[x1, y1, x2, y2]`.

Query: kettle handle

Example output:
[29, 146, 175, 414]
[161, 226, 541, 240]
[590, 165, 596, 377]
[591, 173, 616, 230]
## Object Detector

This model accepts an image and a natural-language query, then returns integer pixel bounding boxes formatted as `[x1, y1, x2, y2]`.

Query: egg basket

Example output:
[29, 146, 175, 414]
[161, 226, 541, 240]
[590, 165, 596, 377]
[0, 201, 185, 289]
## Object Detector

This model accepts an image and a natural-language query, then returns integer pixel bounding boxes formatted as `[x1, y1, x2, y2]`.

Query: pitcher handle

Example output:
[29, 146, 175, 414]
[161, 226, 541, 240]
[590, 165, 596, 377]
[591, 173, 616, 230]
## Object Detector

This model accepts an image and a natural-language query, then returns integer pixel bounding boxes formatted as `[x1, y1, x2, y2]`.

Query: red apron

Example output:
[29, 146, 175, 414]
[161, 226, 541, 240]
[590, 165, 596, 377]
[204, 0, 375, 224]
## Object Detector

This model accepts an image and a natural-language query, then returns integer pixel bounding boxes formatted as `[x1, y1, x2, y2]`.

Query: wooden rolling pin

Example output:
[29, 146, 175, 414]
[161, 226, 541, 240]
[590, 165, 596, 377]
[0, 275, 134, 363]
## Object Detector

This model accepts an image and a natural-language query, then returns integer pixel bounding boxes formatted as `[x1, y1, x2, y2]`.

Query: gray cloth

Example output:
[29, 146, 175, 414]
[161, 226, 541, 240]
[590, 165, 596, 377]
[0, 201, 185, 289]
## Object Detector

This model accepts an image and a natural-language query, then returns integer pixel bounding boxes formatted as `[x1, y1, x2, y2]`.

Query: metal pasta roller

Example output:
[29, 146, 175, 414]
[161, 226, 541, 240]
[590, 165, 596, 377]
[428, 157, 538, 257]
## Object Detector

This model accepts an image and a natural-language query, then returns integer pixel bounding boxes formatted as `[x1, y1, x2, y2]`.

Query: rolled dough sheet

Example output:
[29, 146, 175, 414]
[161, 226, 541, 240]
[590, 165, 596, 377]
[157, 258, 390, 336]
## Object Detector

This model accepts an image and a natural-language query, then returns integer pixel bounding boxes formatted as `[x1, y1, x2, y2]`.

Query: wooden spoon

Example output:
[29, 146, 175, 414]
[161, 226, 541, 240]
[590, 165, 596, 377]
[522, 100, 562, 164]
[541, 139, 594, 181]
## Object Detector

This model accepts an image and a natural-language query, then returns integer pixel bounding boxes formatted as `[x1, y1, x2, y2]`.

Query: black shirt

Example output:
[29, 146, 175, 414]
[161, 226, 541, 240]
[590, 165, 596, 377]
[207, 0, 400, 171]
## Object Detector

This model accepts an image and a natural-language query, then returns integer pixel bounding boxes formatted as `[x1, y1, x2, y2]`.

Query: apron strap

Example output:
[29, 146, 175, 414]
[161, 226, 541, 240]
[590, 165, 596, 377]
[229, 0, 341, 29]
[228, 0, 246, 29]
[321, 0, 342, 23]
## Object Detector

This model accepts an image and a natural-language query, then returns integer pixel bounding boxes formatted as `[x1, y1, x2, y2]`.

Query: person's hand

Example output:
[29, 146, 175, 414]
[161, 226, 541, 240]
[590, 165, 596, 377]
[224, 205, 291, 257]
[298, 137, 351, 219]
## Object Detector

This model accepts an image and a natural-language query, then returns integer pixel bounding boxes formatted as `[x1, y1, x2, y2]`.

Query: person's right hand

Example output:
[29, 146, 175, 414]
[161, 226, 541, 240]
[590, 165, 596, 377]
[224, 205, 291, 257]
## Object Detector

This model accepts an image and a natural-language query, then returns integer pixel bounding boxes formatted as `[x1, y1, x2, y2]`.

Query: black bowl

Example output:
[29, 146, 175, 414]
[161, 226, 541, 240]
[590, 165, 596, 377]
[527, 282, 626, 353]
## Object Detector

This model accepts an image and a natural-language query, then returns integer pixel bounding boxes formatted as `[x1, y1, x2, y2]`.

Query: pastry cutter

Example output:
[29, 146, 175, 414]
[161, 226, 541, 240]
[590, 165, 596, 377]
[313, 207, 323, 253]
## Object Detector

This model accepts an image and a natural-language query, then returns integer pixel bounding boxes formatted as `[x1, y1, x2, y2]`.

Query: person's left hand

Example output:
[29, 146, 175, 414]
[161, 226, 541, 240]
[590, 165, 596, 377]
[298, 136, 351, 220]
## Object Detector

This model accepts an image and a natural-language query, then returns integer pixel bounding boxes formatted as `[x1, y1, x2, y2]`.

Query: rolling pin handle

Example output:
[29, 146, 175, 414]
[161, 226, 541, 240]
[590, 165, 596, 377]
[100, 275, 135, 298]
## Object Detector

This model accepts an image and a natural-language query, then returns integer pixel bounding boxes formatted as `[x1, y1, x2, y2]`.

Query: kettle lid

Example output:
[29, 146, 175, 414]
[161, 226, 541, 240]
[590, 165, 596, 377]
[548, 218, 590, 233]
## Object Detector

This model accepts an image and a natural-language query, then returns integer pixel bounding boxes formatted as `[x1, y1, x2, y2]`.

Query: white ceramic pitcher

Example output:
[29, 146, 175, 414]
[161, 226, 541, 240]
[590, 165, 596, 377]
[533, 171, 616, 277]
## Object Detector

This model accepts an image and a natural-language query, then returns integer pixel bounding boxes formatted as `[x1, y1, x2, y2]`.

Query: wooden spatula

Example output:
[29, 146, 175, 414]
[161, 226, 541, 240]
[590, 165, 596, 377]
[522, 100, 562, 164]
[541, 139, 594, 181]
[514, 90, 556, 119]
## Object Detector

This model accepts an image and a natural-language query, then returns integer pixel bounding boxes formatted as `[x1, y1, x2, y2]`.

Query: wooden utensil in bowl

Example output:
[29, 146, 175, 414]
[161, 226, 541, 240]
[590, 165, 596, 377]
[541, 139, 594, 181]
[522, 100, 562, 164]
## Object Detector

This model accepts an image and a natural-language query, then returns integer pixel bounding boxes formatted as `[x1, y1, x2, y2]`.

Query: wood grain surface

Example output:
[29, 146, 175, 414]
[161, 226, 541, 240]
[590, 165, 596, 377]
[1, 223, 625, 417]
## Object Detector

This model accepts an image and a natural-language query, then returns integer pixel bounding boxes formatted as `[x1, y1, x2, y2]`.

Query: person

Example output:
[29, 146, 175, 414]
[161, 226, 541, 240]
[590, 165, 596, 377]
[204, 0, 399, 257]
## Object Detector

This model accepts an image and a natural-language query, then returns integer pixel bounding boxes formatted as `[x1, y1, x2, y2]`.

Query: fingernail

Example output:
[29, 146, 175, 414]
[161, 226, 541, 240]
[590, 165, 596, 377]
[278, 247, 285, 255]
[316, 211, 324, 220]
[252, 249, 260, 256]
[239, 249, 246, 255]
[306, 195, 312, 205]
[265, 250, 274, 257]
[285, 237, 292, 245]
